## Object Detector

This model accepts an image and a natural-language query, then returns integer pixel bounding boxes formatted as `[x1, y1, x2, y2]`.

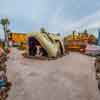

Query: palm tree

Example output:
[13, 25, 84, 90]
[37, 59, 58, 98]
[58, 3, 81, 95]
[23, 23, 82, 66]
[0, 18, 10, 48]
[40, 27, 46, 33]
[57, 33, 60, 36]
[83, 29, 88, 37]
[72, 31, 76, 40]
[89, 34, 97, 44]
[78, 32, 81, 40]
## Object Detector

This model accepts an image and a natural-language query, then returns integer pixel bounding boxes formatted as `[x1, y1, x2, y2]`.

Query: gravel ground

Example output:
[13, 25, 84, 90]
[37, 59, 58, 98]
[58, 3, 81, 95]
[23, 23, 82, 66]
[7, 48, 100, 100]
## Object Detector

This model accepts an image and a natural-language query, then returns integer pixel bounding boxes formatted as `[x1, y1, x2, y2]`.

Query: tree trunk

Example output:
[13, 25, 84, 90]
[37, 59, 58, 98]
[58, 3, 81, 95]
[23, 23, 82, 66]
[73, 33, 75, 40]
[3, 25, 9, 49]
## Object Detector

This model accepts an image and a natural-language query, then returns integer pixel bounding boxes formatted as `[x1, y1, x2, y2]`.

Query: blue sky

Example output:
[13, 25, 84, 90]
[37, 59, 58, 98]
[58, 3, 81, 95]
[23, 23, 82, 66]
[0, 0, 100, 38]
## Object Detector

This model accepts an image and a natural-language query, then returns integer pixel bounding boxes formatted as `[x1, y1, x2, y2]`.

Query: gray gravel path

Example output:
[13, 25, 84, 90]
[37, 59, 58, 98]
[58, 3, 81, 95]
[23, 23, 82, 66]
[7, 48, 100, 100]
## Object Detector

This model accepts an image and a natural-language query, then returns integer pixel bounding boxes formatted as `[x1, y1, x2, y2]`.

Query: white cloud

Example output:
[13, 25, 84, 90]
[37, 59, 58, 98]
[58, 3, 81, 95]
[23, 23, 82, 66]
[70, 10, 100, 31]
[0, 0, 100, 36]
[47, 9, 100, 36]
